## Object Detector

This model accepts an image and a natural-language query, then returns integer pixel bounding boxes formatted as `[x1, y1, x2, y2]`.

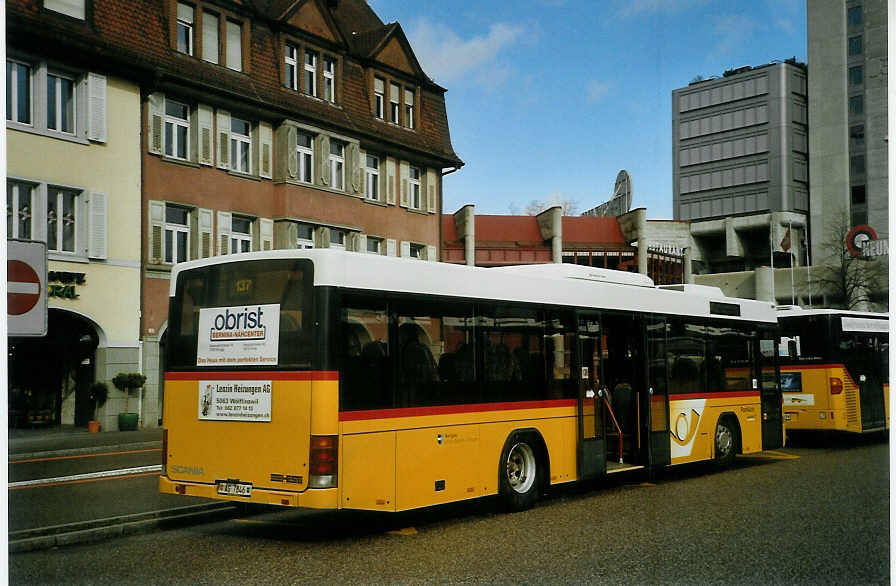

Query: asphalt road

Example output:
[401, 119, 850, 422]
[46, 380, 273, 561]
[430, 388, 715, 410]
[9, 435, 889, 585]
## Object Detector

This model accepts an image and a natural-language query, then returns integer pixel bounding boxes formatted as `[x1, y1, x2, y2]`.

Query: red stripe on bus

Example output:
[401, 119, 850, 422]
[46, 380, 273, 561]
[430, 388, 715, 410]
[670, 391, 760, 400]
[780, 363, 846, 371]
[165, 371, 339, 381]
[339, 399, 577, 421]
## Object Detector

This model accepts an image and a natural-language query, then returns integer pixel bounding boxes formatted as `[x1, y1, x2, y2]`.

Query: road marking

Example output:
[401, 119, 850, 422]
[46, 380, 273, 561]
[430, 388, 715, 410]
[8, 465, 162, 490]
[10, 448, 161, 465]
[741, 450, 800, 461]
[388, 527, 418, 536]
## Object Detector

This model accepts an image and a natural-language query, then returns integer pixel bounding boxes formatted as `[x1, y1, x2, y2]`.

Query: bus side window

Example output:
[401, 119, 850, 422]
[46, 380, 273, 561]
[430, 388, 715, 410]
[340, 303, 391, 411]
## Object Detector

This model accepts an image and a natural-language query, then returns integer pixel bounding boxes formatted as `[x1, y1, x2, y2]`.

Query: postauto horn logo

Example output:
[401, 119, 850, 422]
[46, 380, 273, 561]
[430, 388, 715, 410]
[209, 306, 266, 342]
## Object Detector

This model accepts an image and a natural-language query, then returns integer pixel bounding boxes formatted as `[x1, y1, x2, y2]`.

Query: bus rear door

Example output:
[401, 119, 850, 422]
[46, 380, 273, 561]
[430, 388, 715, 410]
[577, 314, 605, 480]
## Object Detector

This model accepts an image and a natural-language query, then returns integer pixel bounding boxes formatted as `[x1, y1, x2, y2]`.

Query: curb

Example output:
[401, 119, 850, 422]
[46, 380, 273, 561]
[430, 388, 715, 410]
[9, 503, 237, 553]
[9, 441, 163, 462]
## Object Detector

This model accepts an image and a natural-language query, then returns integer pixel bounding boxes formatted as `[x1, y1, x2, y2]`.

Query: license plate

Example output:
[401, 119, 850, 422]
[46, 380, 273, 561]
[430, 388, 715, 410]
[217, 481, 252, 497]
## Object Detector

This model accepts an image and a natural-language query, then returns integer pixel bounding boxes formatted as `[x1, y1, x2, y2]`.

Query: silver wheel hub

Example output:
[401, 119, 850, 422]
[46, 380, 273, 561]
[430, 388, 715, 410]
[506, 442, 536, 494]
[716, 425, 733, 458]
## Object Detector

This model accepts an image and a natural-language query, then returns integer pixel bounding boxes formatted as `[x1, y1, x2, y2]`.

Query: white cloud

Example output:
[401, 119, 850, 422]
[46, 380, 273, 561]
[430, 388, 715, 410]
[405, 19, 526, 85]
[617, 0, 709, 18]
[712, 13, 759, 55]
[587, 80, 611, 104]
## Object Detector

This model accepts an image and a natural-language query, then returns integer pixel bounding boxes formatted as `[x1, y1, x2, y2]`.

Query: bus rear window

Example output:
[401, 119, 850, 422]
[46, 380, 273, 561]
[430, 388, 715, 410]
[167, 259, 313, 370]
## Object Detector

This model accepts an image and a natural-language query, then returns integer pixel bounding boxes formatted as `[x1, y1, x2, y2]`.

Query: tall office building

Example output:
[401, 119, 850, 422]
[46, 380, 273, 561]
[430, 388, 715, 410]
[808, 0, 888, 259]
[672, 61, 809, 274]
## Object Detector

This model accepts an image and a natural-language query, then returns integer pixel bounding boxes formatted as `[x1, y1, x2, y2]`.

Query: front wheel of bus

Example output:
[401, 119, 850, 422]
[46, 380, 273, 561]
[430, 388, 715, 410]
[499, 435, 540, 512]
[714, 418, 737, 468]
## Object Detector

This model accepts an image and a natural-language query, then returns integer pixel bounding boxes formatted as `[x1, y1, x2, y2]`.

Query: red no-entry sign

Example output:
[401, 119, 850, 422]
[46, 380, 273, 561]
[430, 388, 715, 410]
[8, 260, 42, 315]
[7, 239, 47, 337]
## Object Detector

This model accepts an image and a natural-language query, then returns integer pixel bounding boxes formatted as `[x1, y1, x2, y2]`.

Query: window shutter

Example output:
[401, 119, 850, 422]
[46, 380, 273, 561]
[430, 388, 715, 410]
[357, 233, 367, 253]
[217, 211, 232, 255]
[275, 124, 297, 181]
[426, 169, 437, 213]
[196, 208, 213, 258]
[386, 158, 396, 205]
[426, 245, 437, 262]
[149, 200, 165, 264]
[197, 104, 214, 166]
[87, 192, 108, 259]
[348, 142, 362, 194]
[87, 73, 107, 143]
[345, 232, 358, 252]
[259, 122, 273, 179]
[316, 134, 330, 186]
[400, 241, 411, 257]
[258, 218, 274, 251]
[399, 161, 409, 208]
[31, 185, 48, 242]
[315, 226, 331, 248]
[358, 149, 366, 196]
[386, 238, 397, 257]
[217, 110, 231, 169]
[147, 93, 165, 155]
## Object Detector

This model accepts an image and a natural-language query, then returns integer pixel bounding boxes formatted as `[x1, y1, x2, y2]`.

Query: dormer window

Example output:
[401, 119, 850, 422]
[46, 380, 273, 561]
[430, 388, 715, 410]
[404, 88, 415, 129]
[389, 82, 400, 124]
[176, 3, 194, 55]
[323, 57, 336, 103]
[285, 44, 298, 90]
[374, 77, 385, 119]
[304, 50, 318, 97]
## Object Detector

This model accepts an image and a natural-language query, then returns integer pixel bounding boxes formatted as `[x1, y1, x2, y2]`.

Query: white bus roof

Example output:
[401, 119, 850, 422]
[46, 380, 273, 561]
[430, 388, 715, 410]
[170, 249, 778, 323]
[776, 306, 889, 320]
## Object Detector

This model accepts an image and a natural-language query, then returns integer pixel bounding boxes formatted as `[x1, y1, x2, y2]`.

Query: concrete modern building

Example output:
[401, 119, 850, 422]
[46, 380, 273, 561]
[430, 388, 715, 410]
[808, 0, 888, 258]
[672, 61, 809, 275]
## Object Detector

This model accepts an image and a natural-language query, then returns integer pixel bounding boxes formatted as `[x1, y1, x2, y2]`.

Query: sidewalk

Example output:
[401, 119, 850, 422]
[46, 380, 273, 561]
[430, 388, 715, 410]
[8, 424, 163, 460]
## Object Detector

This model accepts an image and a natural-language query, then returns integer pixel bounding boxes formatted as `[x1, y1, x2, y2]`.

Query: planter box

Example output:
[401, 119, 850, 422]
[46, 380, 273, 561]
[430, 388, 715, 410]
[118, 412, 139, 431]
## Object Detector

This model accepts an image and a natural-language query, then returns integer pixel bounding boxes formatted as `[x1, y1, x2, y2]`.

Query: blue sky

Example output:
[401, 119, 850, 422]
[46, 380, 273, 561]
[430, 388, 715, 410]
[369, 0, 807, 218]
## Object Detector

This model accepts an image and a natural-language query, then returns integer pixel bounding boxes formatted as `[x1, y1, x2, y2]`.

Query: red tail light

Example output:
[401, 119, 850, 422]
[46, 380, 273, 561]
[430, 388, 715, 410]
[309, 435, 338, 488]
[161, 428, 169, 475]
[830, 378, 843, 395]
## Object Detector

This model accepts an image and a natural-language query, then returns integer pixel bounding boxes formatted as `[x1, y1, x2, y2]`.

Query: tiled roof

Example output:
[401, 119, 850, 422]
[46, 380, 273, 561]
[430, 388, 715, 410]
[6, 0, 462, 167]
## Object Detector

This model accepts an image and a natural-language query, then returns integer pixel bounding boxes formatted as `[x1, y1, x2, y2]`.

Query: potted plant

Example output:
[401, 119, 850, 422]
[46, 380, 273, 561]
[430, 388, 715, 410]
[112, 372, 146, 431]
[87, 382, 108, 433]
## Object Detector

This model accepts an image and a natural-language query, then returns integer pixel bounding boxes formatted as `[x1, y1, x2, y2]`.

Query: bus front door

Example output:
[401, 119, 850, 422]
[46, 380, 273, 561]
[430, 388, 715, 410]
[577, 316, 605, 480]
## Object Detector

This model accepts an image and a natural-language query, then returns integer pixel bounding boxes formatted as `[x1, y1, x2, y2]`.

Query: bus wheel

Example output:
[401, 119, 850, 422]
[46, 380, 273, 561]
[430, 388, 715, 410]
[499, 435, 540, 512]
[714, 418, 737, 468]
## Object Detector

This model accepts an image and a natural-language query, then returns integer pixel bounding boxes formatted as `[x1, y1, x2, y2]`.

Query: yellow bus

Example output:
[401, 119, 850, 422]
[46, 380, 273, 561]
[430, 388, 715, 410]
[159, 250, 782, 512]
[778, 308, 889, 434]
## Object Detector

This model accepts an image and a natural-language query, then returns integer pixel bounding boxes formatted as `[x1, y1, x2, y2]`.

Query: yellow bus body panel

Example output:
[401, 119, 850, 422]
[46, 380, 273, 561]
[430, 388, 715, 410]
[160, 374, 338, 508]
[782, 366, 889, 433]
[339, 405, 578, 513]
[668, 394, 762, 466]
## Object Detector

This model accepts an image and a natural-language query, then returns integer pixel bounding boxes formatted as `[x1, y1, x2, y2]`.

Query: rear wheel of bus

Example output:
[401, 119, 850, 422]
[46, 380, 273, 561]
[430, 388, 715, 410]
[714, 416, 738, 468]
[499, 433, 542, 512]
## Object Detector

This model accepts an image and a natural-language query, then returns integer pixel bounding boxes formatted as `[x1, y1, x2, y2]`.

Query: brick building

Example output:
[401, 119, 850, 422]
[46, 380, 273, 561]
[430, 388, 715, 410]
[7, 0, 462, 429]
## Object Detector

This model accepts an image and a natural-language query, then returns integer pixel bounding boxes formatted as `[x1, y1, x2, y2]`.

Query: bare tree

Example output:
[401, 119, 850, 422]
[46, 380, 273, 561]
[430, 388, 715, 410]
[521, 196, 580, 216]
[812, 209, 887, 310]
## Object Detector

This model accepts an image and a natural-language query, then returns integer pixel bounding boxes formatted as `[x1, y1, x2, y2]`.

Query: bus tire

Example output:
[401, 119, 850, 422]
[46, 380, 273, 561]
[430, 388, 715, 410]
[714, 417, 738, 468]
[498, 433, 541, 512]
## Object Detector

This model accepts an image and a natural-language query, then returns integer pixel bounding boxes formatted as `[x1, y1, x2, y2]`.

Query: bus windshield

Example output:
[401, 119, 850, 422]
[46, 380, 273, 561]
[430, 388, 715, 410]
[167, 259, 313, 370]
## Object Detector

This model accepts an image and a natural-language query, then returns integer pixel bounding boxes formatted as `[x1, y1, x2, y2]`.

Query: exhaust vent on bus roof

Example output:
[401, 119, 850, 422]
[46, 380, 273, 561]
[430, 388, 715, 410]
[488, 264, 655, 287]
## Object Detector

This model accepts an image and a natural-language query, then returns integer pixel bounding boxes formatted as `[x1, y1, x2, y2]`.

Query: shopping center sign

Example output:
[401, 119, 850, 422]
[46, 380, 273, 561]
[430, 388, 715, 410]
[7, 239, 48, 337]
